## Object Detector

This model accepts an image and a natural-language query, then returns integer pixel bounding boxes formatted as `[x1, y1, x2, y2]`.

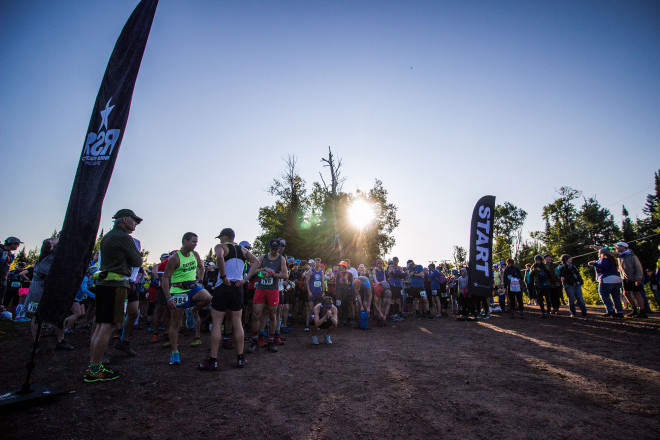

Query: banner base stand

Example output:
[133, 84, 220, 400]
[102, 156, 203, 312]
[0, 383, 65, 411]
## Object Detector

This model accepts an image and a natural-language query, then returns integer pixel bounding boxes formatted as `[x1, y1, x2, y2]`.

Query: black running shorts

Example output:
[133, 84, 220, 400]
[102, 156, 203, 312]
[212, 283, 244, 312]
[623, 279, 644, 293]
[95, 285, 127, 324]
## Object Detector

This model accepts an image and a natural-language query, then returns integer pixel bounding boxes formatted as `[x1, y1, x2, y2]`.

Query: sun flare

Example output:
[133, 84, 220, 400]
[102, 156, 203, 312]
[348, 199, 375, 229]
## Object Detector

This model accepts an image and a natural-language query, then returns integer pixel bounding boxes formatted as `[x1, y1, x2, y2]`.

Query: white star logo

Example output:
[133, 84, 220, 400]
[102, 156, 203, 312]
[98, 98, 115, 131]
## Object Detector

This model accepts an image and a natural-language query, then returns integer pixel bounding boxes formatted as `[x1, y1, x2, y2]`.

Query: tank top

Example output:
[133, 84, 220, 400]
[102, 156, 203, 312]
[308, 268, 324, 294]
[171, 251, 197, 293]
[255, 253, 281, 291]
[215, 244, 246, 286]
[389, 266, 403, 287]
[357, 276, 371, 292]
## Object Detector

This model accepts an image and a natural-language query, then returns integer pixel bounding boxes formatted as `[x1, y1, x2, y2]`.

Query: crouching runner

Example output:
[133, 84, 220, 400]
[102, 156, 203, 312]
[312, 295, 337, 345]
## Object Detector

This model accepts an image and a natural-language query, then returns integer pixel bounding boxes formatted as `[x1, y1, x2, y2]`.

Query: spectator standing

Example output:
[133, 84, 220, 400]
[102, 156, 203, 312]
[558, 254, 588, 318]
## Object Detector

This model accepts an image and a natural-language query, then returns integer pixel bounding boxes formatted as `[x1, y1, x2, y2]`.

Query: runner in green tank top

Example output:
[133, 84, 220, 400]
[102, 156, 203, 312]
[161, 232, 212, 366]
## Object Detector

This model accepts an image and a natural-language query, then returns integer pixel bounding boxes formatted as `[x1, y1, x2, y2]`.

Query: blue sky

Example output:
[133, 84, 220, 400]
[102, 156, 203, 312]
[1, 0, 659, 265]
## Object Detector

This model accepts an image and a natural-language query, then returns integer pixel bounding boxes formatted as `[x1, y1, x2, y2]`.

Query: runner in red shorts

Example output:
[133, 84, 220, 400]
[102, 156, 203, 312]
[247, 238, 288, 354]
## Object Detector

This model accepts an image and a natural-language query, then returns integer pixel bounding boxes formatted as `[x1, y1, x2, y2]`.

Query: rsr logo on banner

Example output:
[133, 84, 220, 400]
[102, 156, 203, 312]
[82, 98, 120, 166]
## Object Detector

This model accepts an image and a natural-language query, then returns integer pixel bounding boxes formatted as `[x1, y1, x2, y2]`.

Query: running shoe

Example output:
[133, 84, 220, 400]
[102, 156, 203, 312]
[483, 314, 490, 320]
[14, 316, 31, 322]
[236, 355, 247, 368]
[273, 334, 285, 346]
[324, 335, 332, 345]
[114, 339, 137, 357]
[311, 335, 319, 345]
[84, 365, 120, 383]
[149, 334, 159, 344]
[197, 358, 218, 371]
[257, 335, 268, 347]
[246, 339, 258, 353]
[282, 326, 292, 334]
[185, 307, 195, 329]
[147, 325, 153, 333]
[169, 352, 181, 365]
[303, 327, 310, 332]
[190, 338, 202, 347]
[267, 342, 278, 353]
[162, 341, 171, 348]
[55, 339, 74, 351]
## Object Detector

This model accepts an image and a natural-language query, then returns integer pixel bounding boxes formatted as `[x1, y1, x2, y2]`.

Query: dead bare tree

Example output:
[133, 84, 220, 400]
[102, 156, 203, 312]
[320, 146, 346, 259]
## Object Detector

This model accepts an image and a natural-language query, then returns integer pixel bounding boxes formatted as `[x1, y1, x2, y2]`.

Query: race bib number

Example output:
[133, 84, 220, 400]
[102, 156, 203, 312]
[260, 277, 274, 286]
[420, 291, 427, 298]
[27, 301, 39, 313]
[335, 300, 342, 306]
[314, 281, 322, 288]
[172, 293, 188, 307]
[11, 282, 21, 288]
[510, 278, 521, 292]
[431, 290, 438, 296]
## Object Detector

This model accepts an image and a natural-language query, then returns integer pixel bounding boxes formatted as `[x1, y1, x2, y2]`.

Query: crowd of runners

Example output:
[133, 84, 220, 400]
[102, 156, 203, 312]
[1, 208, 659, 383]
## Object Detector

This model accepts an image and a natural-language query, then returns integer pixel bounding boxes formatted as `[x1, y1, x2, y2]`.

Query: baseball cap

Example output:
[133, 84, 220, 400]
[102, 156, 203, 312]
[615, 242, 629, 248]
[239, 240, 251, 249]
[160, 253, 169, 259]
[308, 259, 314, 264]
[112, 209, 142, 224]
[279, 238, 286, 246]
[294, 259, 301, 264]
[4, 237, 22, 244]
[216, 228, 235, 239]
[269, 238, 281, 249]
[338, 261, 347, 267]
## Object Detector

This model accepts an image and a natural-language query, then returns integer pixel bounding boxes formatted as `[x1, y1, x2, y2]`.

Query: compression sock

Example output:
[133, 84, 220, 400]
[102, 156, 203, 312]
[121, 317, 129, 341]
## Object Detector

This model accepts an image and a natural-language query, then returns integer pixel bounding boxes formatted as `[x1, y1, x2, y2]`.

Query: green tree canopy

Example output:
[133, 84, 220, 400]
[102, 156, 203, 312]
[254, 150, 399, 267]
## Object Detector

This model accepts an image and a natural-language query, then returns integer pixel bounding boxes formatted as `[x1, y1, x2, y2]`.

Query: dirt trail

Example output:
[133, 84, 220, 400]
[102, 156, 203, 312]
[1, 306, 659, 440]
